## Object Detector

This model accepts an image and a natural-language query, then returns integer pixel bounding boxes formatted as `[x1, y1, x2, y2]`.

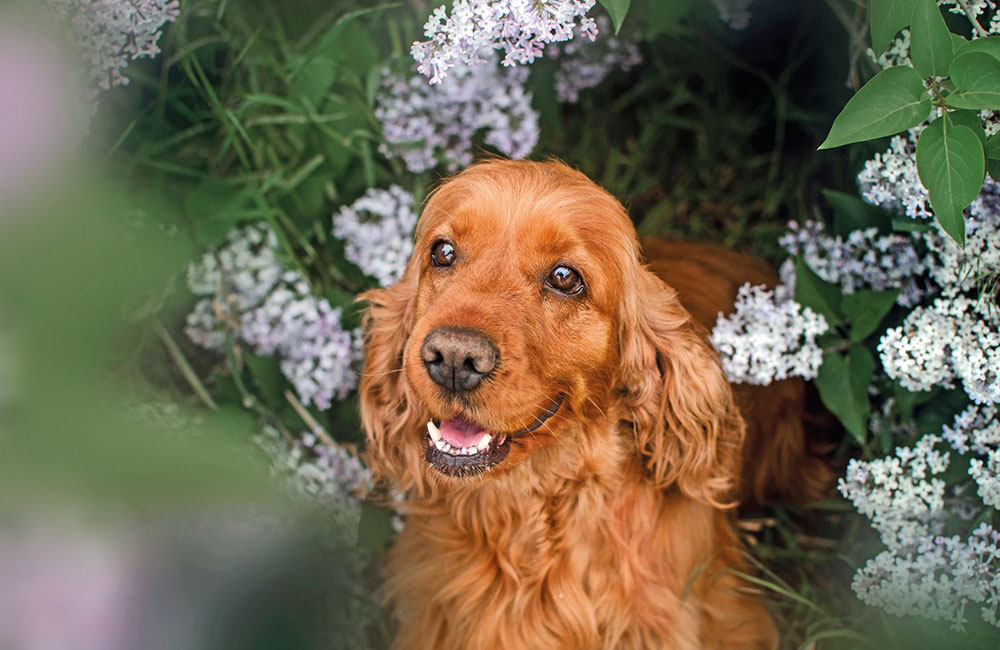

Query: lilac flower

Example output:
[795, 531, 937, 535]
[712, 0, 753, 30]
[412, 0, 597, 84]
[857, 129, 933, 220]
[46, 0, 180, 91]
[375, 59, 539, 172]
[711, 283, 829, 385]
[255, 425, 372, 502]
[779, 220, 931, 307]
[332, 186, 419, 288]
[548, 16, 641, 103]
[185, 224, 361, 410]
[840, 405, 1000, 629]
[878, 296, 999, 405]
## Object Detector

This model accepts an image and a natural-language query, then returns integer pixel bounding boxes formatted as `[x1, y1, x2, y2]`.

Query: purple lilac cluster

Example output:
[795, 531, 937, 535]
[375, 59, 539, 173]
[332, 186, 419, 288]
[548, 16, 641, 103]
[411, 0, 597, 85]
[185, 224, 361, 410]
[779, 220, 931, 307]
[46, 0, 180, 91]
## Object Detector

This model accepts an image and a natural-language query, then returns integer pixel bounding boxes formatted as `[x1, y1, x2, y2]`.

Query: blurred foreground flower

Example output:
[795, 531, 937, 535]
[45, 0, 180, 91]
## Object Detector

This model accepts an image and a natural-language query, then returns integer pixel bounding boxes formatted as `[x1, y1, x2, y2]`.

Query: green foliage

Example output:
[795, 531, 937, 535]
[815, 346, 874, 444]
[598, 0, 631, 33]
[916, 116, 984, 246]
[818, 66, 930, 150]
[821, 0, 1000, 245]
[947, 52, 1000, 109]
[909, 0, 952, 77]
[870, 0, 916, 56]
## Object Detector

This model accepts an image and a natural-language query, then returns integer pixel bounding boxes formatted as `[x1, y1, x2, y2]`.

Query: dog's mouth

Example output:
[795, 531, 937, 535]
[424, 393, 565, 477]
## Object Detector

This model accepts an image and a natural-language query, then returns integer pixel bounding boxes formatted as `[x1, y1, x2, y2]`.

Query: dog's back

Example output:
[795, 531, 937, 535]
[642, 237, 834, 505]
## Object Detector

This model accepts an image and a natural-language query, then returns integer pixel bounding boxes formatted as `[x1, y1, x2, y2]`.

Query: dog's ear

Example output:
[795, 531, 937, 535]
[617, 265, 744, 508]
[358, 265, 429, 496]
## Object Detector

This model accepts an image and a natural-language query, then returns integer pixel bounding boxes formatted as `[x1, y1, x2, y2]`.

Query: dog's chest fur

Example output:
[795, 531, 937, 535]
[384, 427, 712, 650]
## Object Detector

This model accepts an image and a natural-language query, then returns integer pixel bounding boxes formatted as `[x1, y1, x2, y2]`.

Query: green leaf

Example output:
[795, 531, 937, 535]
[987, 133, 1000, 159]
[946, 52, 1000, 109]
[598, 0, 631, 33]
[793, 257, 844, 326]
[910, 0, 954, 77]
[358, 503, 397, 550]
[892, 217, 935, 232]
[814, 346, 875, 443]
[953, 35, 1000, 61]
[870, 0, 916, 56]
[243, 353, 285, 406]
[643, 0, 695, 38]
[823, 189, 892, 236]
[842, 289, 900, 341]
[916, 117, 983, 246]
[818, 66, 931, 149]
[986, 134, 1000, 179]
[947, 109, 987, 148]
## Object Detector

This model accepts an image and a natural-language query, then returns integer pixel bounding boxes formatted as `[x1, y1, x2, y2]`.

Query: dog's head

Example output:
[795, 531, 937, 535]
[360, 160, 741, 505]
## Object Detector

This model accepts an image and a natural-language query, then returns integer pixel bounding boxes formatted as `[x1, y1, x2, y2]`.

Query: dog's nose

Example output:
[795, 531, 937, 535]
[421, 327, 498, 393]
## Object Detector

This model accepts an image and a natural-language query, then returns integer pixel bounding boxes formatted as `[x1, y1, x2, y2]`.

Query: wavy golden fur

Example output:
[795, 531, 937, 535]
[360, 159, 823, 649]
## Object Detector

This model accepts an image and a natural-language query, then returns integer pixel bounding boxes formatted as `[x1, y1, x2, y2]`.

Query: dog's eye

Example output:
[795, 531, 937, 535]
[430, 241, 456, 267]
[546, 265, 584, 295]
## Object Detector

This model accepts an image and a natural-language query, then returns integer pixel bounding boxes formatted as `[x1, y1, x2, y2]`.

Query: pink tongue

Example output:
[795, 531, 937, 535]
[438, 417, 488, 448]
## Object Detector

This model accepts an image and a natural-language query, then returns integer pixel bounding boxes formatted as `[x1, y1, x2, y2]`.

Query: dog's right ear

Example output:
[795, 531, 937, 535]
[358, 265, 429, 496]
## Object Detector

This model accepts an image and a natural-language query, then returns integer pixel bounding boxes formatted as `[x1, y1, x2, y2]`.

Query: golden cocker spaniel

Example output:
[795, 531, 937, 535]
[360, 159, 827, 650]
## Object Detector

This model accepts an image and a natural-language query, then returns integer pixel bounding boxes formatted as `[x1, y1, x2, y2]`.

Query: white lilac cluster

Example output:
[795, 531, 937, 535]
[857, 129, 934, 220]
[711, 0, 753, 30]
[185, 224, 362, 410]
[851, 525, 1000, 628]
[255, 425, 372, 503]
[840, 433, 951, 550]
[46, 0, 180, 90]
[946, 404, 1000, 508]
[375, 60, 539, 173]
[879, 295, 1000, 404]
[840, 406, 1000, 628]
[332, 186, 418, 288]
[779, 220, 931, 307]
[924, 180, 1000, 293]
[548, 17, 641, 103]
[878, 202, 1000, 406]
[411, 0, 597, 84]
[711, 284, 829, 385]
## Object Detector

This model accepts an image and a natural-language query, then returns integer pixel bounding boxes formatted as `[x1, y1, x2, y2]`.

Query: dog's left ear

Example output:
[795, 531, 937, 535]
[358, 264, 430, 497]
[617, 265, 744, 508]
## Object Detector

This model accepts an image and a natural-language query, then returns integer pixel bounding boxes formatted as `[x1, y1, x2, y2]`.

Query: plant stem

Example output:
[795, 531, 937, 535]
[956, 0, 990, 37]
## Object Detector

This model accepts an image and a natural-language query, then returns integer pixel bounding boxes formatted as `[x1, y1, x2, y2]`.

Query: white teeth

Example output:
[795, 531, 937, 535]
[429, 429, 492, 456]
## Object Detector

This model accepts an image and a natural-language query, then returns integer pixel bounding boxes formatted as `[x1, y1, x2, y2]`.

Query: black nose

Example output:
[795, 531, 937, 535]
[421, 327, 499, 393]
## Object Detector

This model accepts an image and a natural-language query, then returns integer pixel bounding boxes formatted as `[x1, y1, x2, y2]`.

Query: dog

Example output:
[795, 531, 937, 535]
[360, 159, 825, 649]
